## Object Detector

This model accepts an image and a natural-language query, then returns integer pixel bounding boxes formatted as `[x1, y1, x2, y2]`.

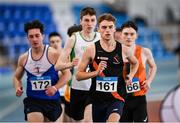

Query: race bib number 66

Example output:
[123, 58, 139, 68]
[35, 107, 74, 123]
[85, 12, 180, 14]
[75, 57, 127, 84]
[30, 76, 51, 90]
[126, 78, 140, 93]
[96, 77, 118, 92]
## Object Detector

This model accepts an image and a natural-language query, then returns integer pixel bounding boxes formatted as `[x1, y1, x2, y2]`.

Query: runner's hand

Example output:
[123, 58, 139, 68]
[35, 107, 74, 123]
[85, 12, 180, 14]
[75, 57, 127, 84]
[16, 87, 23, 97]
[45, 86, 57, 96]
[125, 75, 132, 85]
[97, 61, 107, 75]
[141, 80, 151, 91]
[72, 58, 79, 67]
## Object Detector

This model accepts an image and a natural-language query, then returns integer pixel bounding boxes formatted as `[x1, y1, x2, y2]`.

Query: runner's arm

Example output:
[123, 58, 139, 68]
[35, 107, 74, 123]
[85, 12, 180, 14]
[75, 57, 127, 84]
[144, 48, 157, 87]
[123, 45, 139, 82]
[76, 44, 106, 81]
[45, 69, 72, 96]
[13, 54, 26, 96]
[55, 35, 78, 71]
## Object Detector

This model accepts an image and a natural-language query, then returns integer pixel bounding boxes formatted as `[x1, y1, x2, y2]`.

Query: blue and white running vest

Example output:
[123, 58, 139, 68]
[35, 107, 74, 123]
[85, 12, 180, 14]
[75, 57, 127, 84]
[24, 45, 60, 100]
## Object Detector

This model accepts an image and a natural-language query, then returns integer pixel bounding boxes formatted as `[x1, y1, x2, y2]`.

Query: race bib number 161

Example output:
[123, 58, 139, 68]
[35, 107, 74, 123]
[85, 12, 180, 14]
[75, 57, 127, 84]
[96, 77, 118, 92]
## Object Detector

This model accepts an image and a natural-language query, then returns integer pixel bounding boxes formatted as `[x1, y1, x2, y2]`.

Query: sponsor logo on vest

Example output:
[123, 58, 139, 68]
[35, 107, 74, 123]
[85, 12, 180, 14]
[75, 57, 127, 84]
[97, 56, 108, 60]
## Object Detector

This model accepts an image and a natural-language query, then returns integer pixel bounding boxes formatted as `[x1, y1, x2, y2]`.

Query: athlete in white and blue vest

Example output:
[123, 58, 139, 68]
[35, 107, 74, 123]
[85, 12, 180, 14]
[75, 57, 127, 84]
[13, 20, 71, 122]
[25, 45, 60, 99]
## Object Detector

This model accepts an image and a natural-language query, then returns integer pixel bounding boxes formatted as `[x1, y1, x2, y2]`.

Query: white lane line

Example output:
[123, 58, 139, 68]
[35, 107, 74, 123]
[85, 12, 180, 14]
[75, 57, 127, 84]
[0, 99, 22, 120]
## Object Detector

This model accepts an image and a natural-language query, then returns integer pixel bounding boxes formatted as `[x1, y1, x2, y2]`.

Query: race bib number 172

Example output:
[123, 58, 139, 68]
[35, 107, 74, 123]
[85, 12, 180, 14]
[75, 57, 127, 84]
[30, 76, 51, 90]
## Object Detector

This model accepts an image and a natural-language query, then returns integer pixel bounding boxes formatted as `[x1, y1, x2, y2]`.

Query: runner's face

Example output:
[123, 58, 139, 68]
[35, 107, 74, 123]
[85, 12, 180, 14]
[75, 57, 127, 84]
[49, 36, 62, 50]
[120, 27, 137, 46]
[80, 14, 97, 33]
[27, 29, 44, 48]
[98, 20, 115, 41]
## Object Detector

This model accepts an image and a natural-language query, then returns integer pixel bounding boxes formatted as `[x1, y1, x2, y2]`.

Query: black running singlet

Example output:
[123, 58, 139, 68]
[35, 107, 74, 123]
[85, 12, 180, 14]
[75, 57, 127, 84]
[89, 41, 127, 103]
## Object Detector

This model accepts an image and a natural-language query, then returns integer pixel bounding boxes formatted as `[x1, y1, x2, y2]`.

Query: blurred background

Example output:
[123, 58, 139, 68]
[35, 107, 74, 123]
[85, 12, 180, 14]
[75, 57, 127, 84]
[0, 0, 180, 122]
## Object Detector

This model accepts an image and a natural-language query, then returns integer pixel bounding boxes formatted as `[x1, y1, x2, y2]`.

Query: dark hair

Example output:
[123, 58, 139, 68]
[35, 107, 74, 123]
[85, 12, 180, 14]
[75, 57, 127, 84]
[67, 24, 82, 37]
[80, 7, 96, 19]
[98, 13, 116, 25]
[48, 32, 62, 39]
[116, 27, 121, 32]
[120, 21, 138, 32]
[24, 20, 44, 34]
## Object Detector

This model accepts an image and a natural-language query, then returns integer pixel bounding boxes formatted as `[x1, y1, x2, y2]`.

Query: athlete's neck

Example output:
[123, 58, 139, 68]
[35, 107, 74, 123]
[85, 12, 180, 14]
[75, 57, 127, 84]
[126, 44, 136, 54]
[100, 39, 116, 52]
[32, 45, 45, 54]
[129, 44, 136, 52]
[81, 30, 95, 40]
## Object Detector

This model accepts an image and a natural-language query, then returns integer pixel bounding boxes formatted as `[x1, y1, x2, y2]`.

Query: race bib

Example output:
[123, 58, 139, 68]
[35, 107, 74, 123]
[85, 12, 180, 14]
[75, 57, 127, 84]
[96, 77, 118, 92]
[30, 76, 51, 90]
[126, 78, 140, 93]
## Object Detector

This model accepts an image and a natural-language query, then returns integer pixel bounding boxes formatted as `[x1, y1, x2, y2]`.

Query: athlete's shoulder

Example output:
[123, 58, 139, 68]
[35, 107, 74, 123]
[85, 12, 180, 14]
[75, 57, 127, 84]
[142, 46, 152, 55]
[95, 32, 101, 38]
[66, 33, 76, 46]
[74, 31, 79, 35]
[48, 46, 59, 62]
[48, 46, 58, 53]
[95, 31, 100, 35]
[85, 43, 95, 54]
[18, 51, 28, 66]
[72, 31, 79, 39]
[85, 43, 96, 60]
